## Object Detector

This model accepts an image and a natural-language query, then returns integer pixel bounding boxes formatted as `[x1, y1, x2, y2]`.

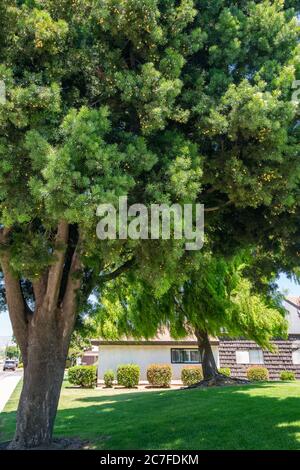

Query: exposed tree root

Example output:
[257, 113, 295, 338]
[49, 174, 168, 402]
[183, 373, 250, 389]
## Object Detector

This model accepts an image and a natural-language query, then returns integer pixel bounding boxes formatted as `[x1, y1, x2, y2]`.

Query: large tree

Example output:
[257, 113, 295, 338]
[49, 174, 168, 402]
[0, 0, 299, 448]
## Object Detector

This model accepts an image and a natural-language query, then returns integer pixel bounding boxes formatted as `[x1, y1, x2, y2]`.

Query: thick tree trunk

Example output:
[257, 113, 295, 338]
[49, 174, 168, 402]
[0, 222, 81, 449]
[184, 328, 249, 389]
[195, 328, 219, 380]
[1, 223, 132, 447]
[9, 315, 70, 449]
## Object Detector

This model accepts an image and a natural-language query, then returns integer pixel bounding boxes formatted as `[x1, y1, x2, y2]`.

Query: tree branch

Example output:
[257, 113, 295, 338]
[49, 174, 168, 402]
[43, 221, 69, 314]
[99, 258, 135, 284]
[204, 201, 232, 212]
[61, 247, 82, 350]
[0, 228, 28, 355]
[32, 272, 48, 310]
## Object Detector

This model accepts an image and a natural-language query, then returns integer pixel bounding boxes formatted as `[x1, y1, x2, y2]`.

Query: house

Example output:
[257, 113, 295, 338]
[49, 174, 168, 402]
[81, 345, 99, 366]
[92, 296, 300, 384]
[219, 296, 300, 380]
[92, 331, 219, 383]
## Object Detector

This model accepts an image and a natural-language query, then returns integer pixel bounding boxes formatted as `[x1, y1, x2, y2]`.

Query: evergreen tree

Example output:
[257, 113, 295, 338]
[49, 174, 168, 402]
[0, 0, 299, 447]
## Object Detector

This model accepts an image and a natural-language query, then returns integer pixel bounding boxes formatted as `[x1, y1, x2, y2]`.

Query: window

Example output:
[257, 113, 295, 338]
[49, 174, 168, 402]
[171, 348, 201, 364]
[292, 349, 300, 365]
[236, 349, 264, 365]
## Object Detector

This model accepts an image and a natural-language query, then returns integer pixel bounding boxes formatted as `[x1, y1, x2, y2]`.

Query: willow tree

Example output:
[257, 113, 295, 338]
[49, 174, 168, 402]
[0, 0, 299, 448]
[95, 253, 287, 384]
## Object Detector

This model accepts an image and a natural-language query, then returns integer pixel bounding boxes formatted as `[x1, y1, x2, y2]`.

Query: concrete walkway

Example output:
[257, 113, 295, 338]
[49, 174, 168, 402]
[0, 372, 22, 412]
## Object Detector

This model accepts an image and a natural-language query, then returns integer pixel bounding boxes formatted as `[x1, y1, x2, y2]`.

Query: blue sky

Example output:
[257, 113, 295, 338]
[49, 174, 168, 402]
[0, 273, 299, 339]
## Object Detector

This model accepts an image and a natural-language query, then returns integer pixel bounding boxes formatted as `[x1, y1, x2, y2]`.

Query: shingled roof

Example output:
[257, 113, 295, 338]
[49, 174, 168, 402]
[92, 328, 219, 346]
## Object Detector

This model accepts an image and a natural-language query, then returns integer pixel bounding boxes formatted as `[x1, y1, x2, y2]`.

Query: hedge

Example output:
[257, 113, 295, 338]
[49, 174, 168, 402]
[219, 367, 231, 377]
[147, 364, 172, 387]
[181, 366, 203, 386]
[68, 365, 97, 388]
[280, 370, 296, 381]
[247, 366, 269, 382]
[117, 364, 140, 388]
[104, 369, 115, 387]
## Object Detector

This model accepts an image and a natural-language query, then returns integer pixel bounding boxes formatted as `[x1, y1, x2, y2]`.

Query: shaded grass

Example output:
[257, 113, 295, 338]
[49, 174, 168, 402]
[1, 381, 300, 449]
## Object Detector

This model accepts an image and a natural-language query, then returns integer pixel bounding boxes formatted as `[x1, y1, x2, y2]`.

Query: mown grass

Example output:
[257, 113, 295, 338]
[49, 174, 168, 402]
[1, 381, 300, 449]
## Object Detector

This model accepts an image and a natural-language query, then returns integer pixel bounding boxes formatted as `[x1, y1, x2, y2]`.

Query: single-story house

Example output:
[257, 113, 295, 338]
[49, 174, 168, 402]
[92, 331, 219, 383]
[92, 296, 300, 384]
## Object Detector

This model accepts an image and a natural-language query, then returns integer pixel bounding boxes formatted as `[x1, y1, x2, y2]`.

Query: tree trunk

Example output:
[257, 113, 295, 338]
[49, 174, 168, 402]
[0, 223, 132, 447]
[185, 328, 249, 389]
[195, 328, 219, 380]
[9, 314, 69, 449]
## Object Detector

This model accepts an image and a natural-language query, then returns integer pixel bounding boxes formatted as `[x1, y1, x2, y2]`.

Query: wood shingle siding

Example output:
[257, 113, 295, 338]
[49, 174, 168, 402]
[219, 336, 300, 380]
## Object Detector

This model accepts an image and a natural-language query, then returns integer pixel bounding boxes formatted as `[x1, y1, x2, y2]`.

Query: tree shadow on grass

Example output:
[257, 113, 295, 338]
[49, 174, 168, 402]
[1, 383, 300, 450]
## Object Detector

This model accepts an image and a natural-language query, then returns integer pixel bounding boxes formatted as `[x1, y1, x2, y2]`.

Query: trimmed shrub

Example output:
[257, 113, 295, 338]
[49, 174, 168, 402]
[219, 367, 231, 377]
[147, 364, 172, 387]
[117, 364, 140, 388]
[247, 366, 269, 382]
[68, 365, 97, 388]
[280, 370, 296, 381]
[181, 366, 203, 386]
[104, 369, 115, 387]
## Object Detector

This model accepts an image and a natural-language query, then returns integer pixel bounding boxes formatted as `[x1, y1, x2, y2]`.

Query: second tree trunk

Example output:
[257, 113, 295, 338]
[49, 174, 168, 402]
[195, 328, 219, 380]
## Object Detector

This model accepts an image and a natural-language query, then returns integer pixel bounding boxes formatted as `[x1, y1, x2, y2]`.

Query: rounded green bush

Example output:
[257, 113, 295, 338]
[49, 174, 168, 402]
[68, 365, 97, 388]
[181, 366, 203, 386]
[247, 366, 269, 382]
[147, 364, 172, 387]
[117, 364, 140, 388]
[219, 367, 231, 377]
[280, 370, 296, 381]
[104, 369, 115, 387]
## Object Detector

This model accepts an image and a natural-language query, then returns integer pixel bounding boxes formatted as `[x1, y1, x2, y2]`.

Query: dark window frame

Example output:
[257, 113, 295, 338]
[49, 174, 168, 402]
[171, 348, 201, 364]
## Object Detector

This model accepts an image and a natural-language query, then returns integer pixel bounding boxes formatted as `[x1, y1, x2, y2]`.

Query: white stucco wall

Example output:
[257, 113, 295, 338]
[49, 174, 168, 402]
[98, 344, 219, 382]
[283, 300, 300, 335]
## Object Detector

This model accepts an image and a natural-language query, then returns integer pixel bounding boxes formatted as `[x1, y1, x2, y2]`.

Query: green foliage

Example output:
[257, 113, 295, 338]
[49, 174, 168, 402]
[104, 370, 115, 388]
[5, 345, 19, 359]
[219, 368, 231, 378]
[280, 370, 296, 381]
[99, 252, 287, 354]
[247, 366, 269, 382]
[181, 366, 203, 386]
[117, 364, 140, 388]
[0, 0, 299, 296]
[67, 331, 91, 367]
[68, 365, 97, 388]
[146, 364, 172, 387]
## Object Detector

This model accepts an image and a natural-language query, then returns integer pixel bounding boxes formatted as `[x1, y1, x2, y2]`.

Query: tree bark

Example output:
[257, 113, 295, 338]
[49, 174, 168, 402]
[186, 328, 249, 389]
[195, 328, 219, 380]
[9, 314, 68, 449]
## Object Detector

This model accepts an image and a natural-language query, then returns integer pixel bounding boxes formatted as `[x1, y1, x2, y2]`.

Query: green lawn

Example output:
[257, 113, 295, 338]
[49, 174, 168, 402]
[1, 381, 300, 449]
